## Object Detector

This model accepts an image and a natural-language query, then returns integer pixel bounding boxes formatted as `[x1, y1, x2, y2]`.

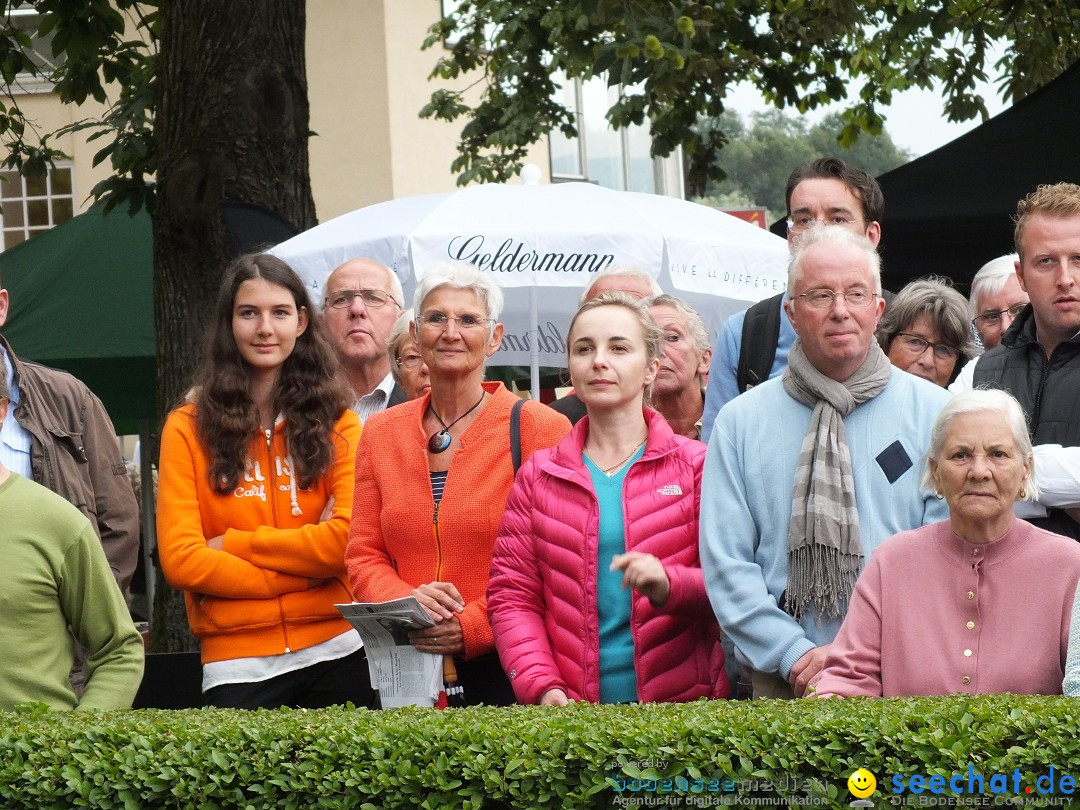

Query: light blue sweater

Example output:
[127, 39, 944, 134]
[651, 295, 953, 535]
[701, 296, 798, 445]
[700, 368, 951, 680]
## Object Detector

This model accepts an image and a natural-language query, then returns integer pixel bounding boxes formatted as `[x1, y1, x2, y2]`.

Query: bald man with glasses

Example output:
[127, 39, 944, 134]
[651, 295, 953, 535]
[322, 258, 409, 420]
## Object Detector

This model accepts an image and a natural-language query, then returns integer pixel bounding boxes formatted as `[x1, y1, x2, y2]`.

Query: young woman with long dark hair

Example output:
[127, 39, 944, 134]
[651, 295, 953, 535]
[157, 253, 374, 709]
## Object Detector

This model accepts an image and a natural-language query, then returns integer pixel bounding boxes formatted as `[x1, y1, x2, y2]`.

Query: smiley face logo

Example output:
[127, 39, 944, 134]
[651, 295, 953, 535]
[847, 769, 876, 798]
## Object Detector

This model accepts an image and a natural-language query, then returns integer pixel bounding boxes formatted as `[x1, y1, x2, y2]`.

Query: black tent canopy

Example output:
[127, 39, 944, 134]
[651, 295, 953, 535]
[874, 60, 1080, 294]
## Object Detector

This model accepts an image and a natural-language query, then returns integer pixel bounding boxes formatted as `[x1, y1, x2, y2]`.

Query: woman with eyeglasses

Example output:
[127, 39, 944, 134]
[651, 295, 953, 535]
[345, 262, 570, 706]
[386, 309, 431, 401]
[876, 276, 974, 388]
[156, 254, 374, 709]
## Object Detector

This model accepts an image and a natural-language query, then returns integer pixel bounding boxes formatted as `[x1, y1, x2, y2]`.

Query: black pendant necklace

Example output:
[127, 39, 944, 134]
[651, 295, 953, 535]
[426, 392, 486, 453]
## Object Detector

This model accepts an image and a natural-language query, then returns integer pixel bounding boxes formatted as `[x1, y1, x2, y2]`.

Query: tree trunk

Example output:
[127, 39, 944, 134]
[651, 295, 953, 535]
[150, 0, 316, 652]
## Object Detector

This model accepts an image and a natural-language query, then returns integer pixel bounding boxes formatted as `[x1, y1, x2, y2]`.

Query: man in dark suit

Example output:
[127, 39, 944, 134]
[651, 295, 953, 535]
[322, 258, 408, 418]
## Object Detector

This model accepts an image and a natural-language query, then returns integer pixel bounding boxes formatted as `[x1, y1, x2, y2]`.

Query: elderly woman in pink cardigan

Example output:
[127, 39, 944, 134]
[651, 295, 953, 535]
[814, 389, 1080, 698]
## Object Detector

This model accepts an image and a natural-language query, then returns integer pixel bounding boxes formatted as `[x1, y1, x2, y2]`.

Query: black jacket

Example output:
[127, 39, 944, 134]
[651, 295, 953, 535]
[974, 306, 1080, 539]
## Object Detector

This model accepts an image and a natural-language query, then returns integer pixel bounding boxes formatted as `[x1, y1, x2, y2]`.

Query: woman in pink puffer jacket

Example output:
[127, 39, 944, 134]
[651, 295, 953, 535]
[488, 293, 728, 705]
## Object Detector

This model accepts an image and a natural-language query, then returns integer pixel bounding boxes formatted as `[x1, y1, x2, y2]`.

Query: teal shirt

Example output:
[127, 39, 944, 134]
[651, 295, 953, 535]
[585, 445, 645, 704]
[0, 474, 144, 710]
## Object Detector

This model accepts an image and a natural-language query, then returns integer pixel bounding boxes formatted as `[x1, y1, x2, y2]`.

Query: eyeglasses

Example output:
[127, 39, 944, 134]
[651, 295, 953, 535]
[786, 215, 864, 233]
[795, 288, 877, 309]
[895, 333, 960, 361]
[972, 302, 1027, 327]
[396, 353, 424, 370]
[418, 312, 490, 330]
[325, 289, 397, 309]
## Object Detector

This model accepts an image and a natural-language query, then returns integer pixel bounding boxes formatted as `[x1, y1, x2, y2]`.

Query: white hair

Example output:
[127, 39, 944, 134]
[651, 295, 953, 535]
[581, 264, 662, 303]
[322, 259, 405, 311]
[787, 225, 882, 297]
[648, 294, 710, 356]
[969, 254, 1020, 318]
[922, 389, 1037, 500]
[413, 261, 504, 333]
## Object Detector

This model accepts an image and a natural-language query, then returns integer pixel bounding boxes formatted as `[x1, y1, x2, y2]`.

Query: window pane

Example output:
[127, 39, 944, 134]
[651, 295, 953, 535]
[3, 199, 24, 227]
[581, 78, 625, 191]
[9, 9, 65, 73]
[625, 121, 656, 194]
[0, 172, 22, 201]
[52, 167, 72, 196]
[0, 163, 73, 252]
[549, 75, 583, 177]
[27, 198, 49, 225]
[25, 172, 47, 198]
[53, 197, 73, 223]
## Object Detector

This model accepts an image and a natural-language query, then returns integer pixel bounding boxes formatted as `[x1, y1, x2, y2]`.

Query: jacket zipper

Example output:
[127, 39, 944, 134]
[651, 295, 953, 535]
[1031, 351, 1053, 433]
[266, 426, 291, 653]
[432, 498, 443, 581]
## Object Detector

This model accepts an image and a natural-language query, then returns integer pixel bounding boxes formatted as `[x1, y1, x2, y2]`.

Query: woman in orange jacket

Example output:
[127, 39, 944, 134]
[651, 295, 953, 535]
[345, 263, 570, 706]
[157, 254, 373, 709]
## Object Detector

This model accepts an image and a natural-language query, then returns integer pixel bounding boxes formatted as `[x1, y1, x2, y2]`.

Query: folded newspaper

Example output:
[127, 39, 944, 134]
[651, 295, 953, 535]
[336, 597, 444, 708]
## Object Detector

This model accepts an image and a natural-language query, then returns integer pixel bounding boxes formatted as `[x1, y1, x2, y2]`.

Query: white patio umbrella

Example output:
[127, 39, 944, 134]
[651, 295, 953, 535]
[271, 172, 789, 397]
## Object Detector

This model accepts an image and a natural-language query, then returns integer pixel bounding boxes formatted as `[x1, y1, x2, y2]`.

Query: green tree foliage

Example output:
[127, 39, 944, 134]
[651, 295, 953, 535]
[1, 2, 317, 653]
[697, 109, 911, 220]
[425, 0, 1080, 195]
[0, 0, 157, 212]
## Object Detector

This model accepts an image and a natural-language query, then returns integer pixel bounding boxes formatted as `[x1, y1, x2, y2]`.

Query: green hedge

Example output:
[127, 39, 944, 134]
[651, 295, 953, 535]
[2, 696, 1080, 808]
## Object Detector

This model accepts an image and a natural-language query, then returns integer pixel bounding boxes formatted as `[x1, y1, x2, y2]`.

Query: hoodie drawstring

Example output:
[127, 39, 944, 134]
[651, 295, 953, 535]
[286, 453, 302, 516]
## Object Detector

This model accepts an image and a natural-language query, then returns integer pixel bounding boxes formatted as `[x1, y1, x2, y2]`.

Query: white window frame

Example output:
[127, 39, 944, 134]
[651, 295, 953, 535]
[0, 162, 75, 251]
[5, 4, 61, 93]
[549, 75, 679, 196]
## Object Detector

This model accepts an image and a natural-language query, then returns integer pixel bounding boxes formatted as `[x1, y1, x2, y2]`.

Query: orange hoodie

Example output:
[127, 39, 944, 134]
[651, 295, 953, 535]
[156, 403, 361, 664]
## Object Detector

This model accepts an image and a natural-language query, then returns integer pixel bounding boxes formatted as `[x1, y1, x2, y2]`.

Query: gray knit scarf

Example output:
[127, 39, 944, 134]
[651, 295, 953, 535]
[782, 339, 892, 620]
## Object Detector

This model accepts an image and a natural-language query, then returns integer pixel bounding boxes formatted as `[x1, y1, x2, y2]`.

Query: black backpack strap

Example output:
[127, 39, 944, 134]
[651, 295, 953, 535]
[736, 292, 785, 393]
[510, 397, 525, 474]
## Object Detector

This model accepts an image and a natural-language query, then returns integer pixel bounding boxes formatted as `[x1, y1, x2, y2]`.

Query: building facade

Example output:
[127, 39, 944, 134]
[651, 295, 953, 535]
[2, 0, 682, 249]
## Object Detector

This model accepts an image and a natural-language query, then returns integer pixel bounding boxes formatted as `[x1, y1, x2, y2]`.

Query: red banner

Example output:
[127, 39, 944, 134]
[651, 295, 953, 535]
[724, 208, 768, 229]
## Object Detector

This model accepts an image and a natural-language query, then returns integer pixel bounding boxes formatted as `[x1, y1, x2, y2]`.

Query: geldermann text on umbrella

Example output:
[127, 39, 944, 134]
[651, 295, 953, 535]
[448, 235, 615, 275]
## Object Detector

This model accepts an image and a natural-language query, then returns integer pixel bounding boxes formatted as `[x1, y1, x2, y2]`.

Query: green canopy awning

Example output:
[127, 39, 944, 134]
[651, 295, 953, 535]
[0, 205, 154, 434]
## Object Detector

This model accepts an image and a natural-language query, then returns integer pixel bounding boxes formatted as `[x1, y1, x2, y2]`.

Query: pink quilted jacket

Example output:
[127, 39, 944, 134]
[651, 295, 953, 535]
[488, 408, 728, 704]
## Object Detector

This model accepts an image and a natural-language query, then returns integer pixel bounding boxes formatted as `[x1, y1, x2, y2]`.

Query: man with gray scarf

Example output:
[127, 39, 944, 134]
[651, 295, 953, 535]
[700, 225, 950, 699]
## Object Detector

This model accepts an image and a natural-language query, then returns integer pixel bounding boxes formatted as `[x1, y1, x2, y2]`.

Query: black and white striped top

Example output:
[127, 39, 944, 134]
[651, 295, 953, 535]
[430, 470, 449, 505]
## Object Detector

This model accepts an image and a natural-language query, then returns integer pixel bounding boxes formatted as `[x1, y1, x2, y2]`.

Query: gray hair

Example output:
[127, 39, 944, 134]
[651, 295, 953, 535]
[969, 254, 1020, 318]
[922, 389, 1038, 501]
[648, 294, 711, 395]
[581, 264, 662, 303]
[877, 275, 975, 362]
[648, 294, 710, 356]
[322, 259, 405, 312]
[387, 309, 414, 388]
[413, 261, 504, 334]
[787, 224, 882, 296]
